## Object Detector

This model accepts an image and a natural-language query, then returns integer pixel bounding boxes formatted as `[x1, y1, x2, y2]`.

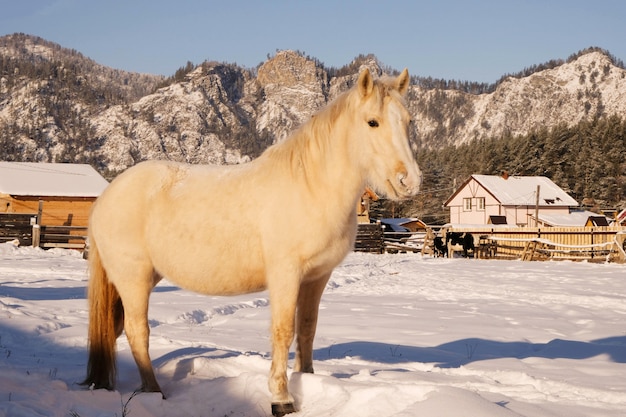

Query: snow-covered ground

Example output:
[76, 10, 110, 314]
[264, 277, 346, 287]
[0, 242, 624, 417]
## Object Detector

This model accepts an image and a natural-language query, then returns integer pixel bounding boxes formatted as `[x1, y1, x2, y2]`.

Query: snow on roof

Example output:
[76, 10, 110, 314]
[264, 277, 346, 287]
[537, 210, 610, 227]
[0, 162, 109, 197]
[380, 218, 425, 232]
[472, 174, 578, 207]
[380, 218, 422, 226]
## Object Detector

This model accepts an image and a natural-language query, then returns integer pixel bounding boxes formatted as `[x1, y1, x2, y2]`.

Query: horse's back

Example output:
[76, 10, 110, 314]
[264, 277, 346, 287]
[92, 160, 182, 228]
[90, 160, 269, 293]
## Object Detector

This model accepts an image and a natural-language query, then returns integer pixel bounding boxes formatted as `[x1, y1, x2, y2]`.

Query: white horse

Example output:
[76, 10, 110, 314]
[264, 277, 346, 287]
[83, 68, 421, 416]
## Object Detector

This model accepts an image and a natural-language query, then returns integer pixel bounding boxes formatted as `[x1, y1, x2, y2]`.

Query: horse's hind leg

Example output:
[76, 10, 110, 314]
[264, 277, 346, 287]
[112, 265, 163, 395]
[294, 274, 331, 373]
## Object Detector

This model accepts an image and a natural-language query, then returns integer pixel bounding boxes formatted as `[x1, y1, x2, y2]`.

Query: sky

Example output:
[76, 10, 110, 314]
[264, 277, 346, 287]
[1, 0, 625, 83]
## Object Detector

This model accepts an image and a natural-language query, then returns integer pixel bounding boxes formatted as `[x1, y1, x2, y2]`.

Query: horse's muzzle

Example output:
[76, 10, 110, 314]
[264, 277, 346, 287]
[397, 164, 422, 198]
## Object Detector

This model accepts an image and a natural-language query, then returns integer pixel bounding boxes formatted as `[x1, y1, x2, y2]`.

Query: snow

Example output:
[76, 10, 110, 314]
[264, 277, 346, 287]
[1, 242, 625, 416]
[538, 210, 607, 227]
[471, 175, 578, 207]
[0, 162, 108, 197]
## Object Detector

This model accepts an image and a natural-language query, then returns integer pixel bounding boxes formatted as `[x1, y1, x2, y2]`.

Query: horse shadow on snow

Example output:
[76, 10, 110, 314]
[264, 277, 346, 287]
[312, 336, 626, 369]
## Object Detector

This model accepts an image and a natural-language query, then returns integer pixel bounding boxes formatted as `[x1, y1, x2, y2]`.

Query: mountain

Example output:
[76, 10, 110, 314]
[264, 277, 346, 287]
[0, 33, 163, 171]
[1, 34, 626, 186]
[410, 50, 626, 148]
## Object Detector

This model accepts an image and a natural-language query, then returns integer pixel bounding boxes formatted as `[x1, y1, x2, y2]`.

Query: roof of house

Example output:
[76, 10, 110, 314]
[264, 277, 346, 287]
[536, 210, 610, 227]
[445, 174, 578, 207]
[0, 162, 109, 197]
[380, 218, 426, 231]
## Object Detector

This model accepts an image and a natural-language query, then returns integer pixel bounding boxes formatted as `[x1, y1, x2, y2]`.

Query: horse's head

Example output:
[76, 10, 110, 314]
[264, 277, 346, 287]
[351, 68, 422, 201]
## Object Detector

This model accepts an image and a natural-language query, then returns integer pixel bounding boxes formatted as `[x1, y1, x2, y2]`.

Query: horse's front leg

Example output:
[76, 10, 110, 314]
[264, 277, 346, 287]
[294, 274, 331, 373]
[268, 273, 299, 416]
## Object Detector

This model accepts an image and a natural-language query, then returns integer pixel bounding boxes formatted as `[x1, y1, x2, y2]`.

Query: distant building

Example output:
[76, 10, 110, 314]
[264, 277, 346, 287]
[0, 162, 108, 227]
[444, 173, 579, 226]
[535, 210, 610, 227]
[380, 218, 427, 232]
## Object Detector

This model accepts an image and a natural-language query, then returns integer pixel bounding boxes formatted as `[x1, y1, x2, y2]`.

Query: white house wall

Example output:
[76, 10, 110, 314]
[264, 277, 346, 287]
[447, 178, 501, 224]
[447, 177, 573, 226]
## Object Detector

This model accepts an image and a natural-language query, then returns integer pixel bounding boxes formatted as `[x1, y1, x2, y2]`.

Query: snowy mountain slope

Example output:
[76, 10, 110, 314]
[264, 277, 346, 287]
[410, 51, 626, 147]
[2, 34, 626, 174]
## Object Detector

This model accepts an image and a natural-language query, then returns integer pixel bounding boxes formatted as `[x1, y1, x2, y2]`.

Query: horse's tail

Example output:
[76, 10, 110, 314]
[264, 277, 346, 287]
[82, 235, 124, 390]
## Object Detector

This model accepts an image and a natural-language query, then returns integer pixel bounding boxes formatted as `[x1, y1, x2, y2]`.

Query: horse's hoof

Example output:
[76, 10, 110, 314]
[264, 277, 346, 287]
[271, 402, 296, 416]
[140, 385, 165, 399]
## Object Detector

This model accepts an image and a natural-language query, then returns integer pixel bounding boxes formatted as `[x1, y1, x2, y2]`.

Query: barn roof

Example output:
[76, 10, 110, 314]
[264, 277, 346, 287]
[445, 174, 578, 207]
[0, 162, 108, 197]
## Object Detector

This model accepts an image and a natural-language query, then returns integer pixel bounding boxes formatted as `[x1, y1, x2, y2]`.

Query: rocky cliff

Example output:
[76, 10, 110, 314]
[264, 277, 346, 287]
[410, 50, 626, 148]
[1, 34, 626, 178]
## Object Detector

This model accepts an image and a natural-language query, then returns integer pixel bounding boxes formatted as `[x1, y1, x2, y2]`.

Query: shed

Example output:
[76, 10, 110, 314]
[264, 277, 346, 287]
[444, 174, 579, 226]
[380, 218, 427, 232]
[488, 215, 508, 225]
[586, 216, 610, 227]
[0, 162, 108, 227]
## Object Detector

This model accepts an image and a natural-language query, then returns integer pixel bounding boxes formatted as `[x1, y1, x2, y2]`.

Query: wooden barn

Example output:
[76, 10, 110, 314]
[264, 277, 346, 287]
[0, 162, 108, 227]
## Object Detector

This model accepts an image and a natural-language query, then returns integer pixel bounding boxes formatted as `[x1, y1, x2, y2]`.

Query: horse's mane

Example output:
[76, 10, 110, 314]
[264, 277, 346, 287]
[270, 89, 353, 148]
[260, 74, 400, 182]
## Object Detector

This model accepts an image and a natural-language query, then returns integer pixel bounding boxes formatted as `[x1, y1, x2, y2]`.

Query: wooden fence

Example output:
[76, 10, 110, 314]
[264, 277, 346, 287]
[3, 212, 624, 263]
[0, 213, 38, 246]
[437, 226, 626, 262]
[354, 223, 384, 253]
[38, 225, 88, 250]
[0, 213, 88, 251]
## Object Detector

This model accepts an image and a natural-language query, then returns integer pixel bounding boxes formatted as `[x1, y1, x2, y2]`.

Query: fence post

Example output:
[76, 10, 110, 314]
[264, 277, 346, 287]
[34, 200, 43, 248]
[32, 224, 40, 248]
[590, 227, 594, 259]
[37, 200, 43, 222]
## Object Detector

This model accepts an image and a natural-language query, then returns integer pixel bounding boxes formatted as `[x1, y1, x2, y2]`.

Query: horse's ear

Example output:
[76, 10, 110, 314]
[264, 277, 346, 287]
[395, 68, 410, 95]
[357, 69, 374, 98]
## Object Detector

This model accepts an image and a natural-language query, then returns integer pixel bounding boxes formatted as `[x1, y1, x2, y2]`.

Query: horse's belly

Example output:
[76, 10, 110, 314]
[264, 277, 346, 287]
[152, 250, 267, 296]
[160, 266, 267, 295]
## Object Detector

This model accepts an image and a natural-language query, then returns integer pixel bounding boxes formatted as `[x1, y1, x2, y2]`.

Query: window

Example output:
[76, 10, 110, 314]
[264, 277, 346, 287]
[477, 197, 485, 211]
[463, 198, 472, 211]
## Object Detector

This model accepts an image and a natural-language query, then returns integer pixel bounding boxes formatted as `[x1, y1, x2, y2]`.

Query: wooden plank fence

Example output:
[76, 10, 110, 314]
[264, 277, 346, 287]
[354, 223, 384, 253]
[0, 213, 88, 251]
[439, 226, 626, 262]
[38, 225, 88, 250]
[3, 211, 624, 263]
[354, 222, 428, 254]
[0, 213, 38, 246]
[383, 231, 425, 253]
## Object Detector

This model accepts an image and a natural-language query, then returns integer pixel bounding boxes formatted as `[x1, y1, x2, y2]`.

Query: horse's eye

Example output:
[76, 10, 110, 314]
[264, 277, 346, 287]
[368, 120, 379, 128]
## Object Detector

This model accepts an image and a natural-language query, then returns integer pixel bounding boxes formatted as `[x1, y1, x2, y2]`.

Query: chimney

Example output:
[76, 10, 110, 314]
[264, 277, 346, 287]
[501, 170, 509, 180]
